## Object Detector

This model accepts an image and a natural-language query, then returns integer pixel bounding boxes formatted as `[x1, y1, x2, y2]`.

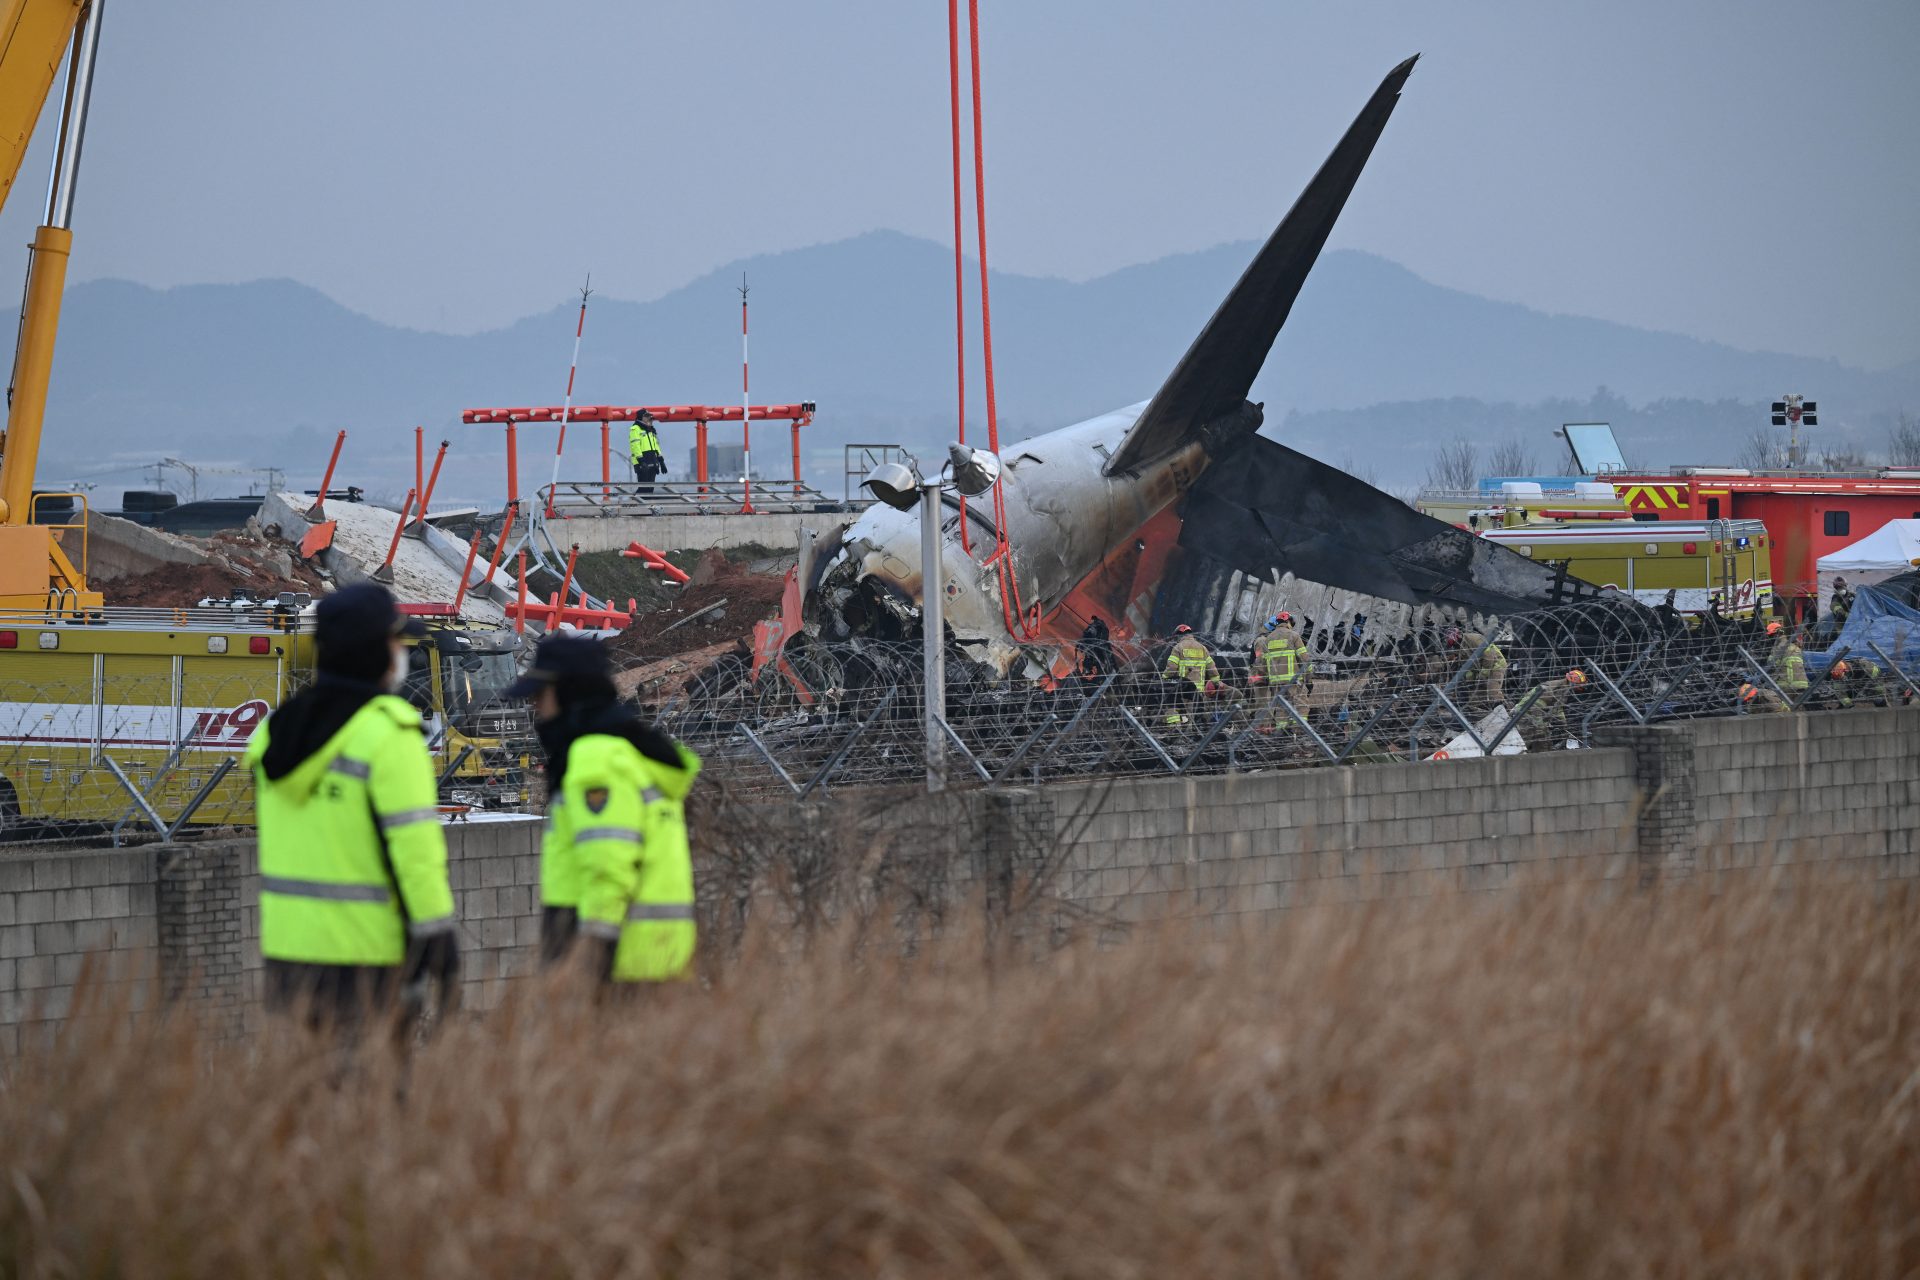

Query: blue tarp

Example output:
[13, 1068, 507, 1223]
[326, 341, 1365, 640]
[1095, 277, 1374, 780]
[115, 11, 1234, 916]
[1805, 585, 1920, 675]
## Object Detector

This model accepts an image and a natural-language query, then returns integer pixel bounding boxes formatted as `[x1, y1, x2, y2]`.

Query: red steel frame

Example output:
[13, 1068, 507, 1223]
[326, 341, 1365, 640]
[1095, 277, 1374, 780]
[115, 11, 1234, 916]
[462, 403, 816, 500]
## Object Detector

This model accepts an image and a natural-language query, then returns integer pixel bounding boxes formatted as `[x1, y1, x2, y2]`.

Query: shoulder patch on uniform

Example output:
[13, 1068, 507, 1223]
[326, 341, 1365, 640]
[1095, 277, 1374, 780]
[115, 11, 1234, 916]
[584, 787, 610, 814]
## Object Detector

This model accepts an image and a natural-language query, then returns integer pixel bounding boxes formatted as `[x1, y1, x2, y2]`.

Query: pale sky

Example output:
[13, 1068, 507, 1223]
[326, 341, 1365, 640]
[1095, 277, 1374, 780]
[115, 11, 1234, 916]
[4, 0, 1915, 366]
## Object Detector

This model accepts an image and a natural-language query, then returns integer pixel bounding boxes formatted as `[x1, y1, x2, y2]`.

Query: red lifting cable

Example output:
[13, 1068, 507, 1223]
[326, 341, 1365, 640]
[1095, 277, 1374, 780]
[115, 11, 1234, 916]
[954, 0, 1042, 641]
[947, 0, 970, 554]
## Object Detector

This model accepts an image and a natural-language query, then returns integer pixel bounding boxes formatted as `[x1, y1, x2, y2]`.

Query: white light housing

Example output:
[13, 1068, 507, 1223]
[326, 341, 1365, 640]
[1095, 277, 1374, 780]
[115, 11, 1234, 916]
[36, 631, 57, 649]
[207, 636, 229, 654]
[862, 461, 923, 512]
[947, 442, 1002, 497]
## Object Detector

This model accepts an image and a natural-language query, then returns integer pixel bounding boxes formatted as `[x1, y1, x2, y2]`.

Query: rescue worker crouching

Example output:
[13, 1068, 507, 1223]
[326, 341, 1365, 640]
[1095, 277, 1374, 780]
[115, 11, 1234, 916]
[629, 409, 667, 494]
[246, 584, 460, 1032]
[1764, 620, 1808, 704]
[512, 633, 702, 985]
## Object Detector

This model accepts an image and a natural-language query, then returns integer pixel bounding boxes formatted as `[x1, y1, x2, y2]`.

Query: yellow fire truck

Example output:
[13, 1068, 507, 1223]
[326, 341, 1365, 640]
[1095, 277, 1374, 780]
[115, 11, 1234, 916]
[0, 601, 529, 836]
[1477, 519, 1775, 618]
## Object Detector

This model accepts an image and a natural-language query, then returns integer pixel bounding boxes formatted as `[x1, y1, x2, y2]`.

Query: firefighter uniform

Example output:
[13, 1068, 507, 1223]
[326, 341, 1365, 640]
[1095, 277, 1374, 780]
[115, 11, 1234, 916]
[1767, 629, 1808, 701]
[1255, 626, 1308, 687]
[1252, 619, 1310, 733]
[629, 415, 666, 492]
[1161, 630, 1218, 725]
[1465, 632, 1509, 706]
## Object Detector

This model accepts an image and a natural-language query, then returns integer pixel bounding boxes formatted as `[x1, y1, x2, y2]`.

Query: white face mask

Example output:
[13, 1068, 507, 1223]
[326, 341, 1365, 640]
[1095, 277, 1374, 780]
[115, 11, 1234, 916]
[383, 641, 409, 694]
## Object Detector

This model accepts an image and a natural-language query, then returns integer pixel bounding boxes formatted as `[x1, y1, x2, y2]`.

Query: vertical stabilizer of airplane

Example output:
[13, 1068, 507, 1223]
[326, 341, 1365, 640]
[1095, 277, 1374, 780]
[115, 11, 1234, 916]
[1104, 54, 1419, 476]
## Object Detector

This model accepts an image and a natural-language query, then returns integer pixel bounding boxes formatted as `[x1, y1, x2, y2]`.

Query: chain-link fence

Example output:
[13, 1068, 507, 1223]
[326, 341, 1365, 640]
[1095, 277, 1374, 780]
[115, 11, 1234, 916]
[0, 667, 535, 846]
[651, 595, 1920, 797]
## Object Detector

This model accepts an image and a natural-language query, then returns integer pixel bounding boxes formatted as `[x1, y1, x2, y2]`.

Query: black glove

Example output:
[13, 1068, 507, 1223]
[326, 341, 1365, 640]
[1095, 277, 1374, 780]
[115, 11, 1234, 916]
[404, 930, 461, 988]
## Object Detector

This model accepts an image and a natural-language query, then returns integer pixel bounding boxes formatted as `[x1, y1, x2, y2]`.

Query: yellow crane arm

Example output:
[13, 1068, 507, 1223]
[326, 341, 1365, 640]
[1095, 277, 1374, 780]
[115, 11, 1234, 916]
[0, 0, 100, 615]
[0, 0, 84, 213]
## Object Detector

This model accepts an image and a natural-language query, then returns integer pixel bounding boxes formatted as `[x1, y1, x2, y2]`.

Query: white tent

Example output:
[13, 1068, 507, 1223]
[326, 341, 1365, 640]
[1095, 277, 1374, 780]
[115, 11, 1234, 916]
[1818, 520, 1920, 572]
[1816, 519, 1920, 608]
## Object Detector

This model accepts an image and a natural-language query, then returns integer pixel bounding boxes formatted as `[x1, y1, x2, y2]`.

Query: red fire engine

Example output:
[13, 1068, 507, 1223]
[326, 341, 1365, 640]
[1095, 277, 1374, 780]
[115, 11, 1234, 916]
[1606, 470, 1920, 613]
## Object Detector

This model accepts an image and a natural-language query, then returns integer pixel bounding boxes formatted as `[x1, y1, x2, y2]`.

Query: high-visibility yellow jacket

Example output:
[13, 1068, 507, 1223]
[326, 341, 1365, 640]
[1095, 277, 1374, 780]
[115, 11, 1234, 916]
[561, 733, 703, 982]
[1257, 629, 1307, 683]
[1162, 637, 1218, 691]
[1476, 643, 1508, 678]
[629, 421, 662, 463]
[245, 697, 454, 967]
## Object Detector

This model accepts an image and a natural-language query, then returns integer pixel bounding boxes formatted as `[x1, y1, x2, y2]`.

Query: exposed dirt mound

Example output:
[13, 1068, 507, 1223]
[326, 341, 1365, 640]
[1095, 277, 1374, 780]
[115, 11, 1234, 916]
[106, 560, 323, 608]
[611, 557, 787, 660]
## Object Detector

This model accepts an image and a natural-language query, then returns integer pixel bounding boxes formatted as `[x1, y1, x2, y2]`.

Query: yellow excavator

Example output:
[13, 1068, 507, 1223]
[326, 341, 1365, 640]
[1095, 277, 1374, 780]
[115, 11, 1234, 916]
[0, 0, 104, 613]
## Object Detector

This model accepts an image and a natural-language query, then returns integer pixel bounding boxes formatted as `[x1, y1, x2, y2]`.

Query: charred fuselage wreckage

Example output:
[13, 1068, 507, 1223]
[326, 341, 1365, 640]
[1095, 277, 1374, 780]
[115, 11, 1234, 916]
[790, 56, 1604, 682]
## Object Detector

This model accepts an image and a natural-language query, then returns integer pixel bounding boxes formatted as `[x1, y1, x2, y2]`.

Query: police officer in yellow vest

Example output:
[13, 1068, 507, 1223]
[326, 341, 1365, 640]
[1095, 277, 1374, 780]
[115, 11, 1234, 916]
[245, 584, 459, 1029]
[511, 633, 702, 983]
[629, 409, 666, 494]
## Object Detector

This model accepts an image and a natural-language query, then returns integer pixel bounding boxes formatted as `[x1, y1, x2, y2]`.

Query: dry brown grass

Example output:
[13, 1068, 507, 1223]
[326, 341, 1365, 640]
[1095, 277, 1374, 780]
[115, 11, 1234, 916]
[4, 873, 1919, 1278]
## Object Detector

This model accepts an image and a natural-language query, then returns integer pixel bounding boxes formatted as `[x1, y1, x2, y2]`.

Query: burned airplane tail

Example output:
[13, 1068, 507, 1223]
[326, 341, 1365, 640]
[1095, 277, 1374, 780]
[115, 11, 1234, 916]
[1103, 54, 1420, 476]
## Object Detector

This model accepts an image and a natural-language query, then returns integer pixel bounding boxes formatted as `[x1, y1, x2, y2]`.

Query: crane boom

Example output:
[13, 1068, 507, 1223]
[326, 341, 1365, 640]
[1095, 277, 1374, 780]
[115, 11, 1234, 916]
[0, 0, 102, 613]
[0, 0, 86, 212]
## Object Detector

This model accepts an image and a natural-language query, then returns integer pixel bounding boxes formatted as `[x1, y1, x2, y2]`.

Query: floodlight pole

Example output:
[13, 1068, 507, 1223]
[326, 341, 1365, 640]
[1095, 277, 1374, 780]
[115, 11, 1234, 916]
[921, 477, 947, 792]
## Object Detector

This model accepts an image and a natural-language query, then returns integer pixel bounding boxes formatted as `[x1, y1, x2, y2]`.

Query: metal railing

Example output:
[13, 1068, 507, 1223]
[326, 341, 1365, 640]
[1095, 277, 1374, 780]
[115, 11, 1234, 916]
[541, 480, 866, 520]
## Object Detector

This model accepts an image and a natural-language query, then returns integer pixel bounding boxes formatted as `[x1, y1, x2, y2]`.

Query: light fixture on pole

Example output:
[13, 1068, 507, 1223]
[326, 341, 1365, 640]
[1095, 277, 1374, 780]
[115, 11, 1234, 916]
[1769, 395, 1818, 470]
[862, 442, 1002, 792]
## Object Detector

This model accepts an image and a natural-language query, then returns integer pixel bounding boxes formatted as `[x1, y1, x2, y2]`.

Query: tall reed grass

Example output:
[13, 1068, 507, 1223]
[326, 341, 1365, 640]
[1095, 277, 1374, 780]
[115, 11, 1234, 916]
[4, 871, 1917, 1277]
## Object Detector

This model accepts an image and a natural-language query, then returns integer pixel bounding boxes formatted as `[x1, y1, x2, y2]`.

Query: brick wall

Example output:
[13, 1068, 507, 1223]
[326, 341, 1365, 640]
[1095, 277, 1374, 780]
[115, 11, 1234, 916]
[4, 709, 1918, 1046]
[1689, 707, 1920, 883]
[1035, 744, 1644, 923]
[0, 848, 156, 1055]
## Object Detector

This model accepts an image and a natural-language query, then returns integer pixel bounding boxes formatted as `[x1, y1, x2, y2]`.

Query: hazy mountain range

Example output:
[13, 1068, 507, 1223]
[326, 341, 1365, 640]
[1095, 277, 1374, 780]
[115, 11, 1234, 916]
[24, 231, 1919, 507]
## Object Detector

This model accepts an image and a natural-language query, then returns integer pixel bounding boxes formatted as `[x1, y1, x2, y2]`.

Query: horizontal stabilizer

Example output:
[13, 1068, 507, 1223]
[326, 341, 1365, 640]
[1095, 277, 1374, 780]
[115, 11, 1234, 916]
[1174, 436, 1602, 614]
[1105, 54, 1418, 475]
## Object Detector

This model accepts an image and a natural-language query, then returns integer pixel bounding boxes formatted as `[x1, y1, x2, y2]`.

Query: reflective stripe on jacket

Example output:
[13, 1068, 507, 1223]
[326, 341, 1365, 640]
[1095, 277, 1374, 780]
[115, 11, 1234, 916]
[566, 734, 704, 982]
[1162, 639, 1217, 691]
[1772, 643, 1808, 693]
[1259, 630, 1306, 683]
[629, 422, 662, 462]
[245, 696, 454, 967]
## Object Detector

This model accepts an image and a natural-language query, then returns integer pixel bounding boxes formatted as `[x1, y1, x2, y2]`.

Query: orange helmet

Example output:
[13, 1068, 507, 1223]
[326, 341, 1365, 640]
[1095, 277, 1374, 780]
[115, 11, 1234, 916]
[1565, 669, 1587, 685]
[1766, 620, 1784, 636]
[1831, 661, 1851, 679]
[1738, 683, 1758, 701]
[1174, 624, 1192, 635]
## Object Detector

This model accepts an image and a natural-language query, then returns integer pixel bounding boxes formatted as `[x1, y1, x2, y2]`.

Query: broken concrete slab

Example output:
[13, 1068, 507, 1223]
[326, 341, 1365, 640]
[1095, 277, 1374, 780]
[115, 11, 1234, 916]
[257, 491, 508, 624]
[86, 513, 214, 583]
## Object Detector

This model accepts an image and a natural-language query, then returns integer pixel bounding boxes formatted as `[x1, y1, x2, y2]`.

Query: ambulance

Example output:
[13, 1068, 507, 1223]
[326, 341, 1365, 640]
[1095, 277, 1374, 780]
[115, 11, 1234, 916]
[0, 599, 529, 835]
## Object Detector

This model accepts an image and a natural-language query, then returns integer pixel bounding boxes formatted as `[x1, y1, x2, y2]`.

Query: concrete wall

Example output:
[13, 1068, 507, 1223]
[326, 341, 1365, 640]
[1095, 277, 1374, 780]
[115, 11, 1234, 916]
[1, 818, 542, 1051]
[1040, 746, 1644, 922]
[4, 708, 1916, 1047]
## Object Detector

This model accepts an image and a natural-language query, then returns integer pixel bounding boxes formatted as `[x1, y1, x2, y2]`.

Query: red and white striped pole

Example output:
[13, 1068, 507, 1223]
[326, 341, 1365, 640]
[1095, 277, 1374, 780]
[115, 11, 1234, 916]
[547, 275, 592, 519]
[739, 272, 755, 514]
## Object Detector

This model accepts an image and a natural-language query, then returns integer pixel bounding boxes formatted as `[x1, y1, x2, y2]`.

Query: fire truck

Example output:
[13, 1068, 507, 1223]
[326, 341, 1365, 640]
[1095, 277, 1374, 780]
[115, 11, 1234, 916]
[1477, 519, 1774, 618]
[0, 601, 529, 836]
